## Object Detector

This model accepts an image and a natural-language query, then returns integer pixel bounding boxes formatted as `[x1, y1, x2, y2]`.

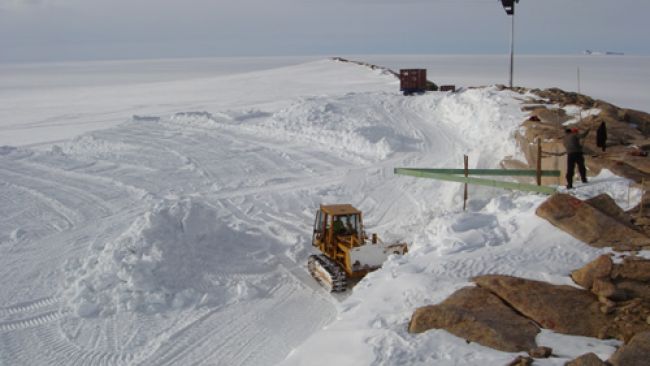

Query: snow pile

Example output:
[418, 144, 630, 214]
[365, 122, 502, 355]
[62, 198, 273, 317]
[169, 111, 226, 128]
[245, 93, 415, 161]
[60, 134, 135, 157]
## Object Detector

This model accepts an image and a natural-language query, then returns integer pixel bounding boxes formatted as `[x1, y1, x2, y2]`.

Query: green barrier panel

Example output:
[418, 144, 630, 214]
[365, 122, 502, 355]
[394, 168, 557, 195]
[400, 168, 560, 177]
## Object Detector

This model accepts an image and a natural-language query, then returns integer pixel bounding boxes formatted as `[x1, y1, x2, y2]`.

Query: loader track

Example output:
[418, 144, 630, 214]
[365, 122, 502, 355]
[307, 255, 347, 292]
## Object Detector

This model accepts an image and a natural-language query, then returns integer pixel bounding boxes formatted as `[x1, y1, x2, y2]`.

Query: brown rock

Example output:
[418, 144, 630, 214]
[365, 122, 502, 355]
[532, 107, 570, 125]
[565, 352, 608, 366]
[528, 346, 553, 358]
[572, 255, 614, 289]
[608, 331, 650, 366]
[598, 295, 616, 307]
[592, 278, 624, 300]
[600, 303, 615, 315]
[408, 286, 539, 352]
[586, 194, 636, 228]
[474, 275, 612, 338]
[615, 280, 650, 302]
[507, 355, 534, 366]
[624, 109, 650, 137]
[536, 194, 650, 249]
[613, 257, 650, 282]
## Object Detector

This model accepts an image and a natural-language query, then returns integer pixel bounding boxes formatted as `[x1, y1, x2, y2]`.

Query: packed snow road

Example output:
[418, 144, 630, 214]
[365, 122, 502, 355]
[0, 60, 640, 365]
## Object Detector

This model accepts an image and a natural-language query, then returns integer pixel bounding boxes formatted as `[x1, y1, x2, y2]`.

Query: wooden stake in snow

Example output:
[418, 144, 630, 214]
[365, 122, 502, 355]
[536, 138, 542, 186]
[463, 155, 469, 211]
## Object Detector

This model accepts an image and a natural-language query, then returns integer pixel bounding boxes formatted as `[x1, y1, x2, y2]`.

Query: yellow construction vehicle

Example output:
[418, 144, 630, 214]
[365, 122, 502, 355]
[308, 204, 408, 292]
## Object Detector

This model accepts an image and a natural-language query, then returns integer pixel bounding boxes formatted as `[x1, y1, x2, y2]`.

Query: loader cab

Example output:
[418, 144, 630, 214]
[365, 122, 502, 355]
[312, 204, 364, 249]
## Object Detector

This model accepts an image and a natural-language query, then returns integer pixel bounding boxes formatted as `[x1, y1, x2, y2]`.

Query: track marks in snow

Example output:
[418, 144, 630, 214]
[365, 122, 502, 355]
[0, 297, 64, 333]
[0, 296, 59, 317]
[35, 324, 135, 366]
[0, 311, 65, 332]
[141, 281, 333, 366]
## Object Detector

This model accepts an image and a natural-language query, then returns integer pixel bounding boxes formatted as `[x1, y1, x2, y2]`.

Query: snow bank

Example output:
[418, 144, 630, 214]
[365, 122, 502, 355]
[62, 198, 273, 317]
[265, 94, 399, 160]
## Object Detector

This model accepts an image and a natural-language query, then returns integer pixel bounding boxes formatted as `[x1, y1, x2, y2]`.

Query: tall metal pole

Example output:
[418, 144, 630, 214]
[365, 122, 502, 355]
[509, 1, 515, 88]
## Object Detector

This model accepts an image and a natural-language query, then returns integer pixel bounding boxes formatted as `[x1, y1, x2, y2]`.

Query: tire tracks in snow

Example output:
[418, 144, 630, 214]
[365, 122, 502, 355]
[0, 296, 59, 317]
[0, 296, 64, 333]
[0, 164, 113, 224]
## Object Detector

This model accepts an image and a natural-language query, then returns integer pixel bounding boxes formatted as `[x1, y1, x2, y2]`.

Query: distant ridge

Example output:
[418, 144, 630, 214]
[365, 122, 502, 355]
[584, 50, 625, 56]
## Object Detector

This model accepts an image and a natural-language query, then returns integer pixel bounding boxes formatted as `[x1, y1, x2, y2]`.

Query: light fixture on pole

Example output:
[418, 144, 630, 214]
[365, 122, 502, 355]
[499, 0, 519, 88]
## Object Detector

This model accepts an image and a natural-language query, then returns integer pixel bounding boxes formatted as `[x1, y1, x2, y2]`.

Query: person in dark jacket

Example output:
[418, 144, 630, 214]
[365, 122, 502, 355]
[596, 121, 607, 152]
[563, 127, 590, 189]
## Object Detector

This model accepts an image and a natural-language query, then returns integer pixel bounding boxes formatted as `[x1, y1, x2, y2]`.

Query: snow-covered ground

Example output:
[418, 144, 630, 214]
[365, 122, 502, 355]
[0, 57, 646, 365]
[2, 55, 649, 148]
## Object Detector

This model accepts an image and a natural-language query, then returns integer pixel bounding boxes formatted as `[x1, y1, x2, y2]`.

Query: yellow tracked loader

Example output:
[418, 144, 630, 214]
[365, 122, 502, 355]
[308, 204, 408, 292]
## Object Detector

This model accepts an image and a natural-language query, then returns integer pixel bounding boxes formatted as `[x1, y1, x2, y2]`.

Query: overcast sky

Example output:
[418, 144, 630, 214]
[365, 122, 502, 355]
[1, 0, 648, 62]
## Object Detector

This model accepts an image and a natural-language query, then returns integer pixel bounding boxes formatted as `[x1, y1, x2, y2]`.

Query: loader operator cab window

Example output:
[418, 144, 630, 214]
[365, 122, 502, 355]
[332, 217, 344, 235]
[333, 214, 360, 236]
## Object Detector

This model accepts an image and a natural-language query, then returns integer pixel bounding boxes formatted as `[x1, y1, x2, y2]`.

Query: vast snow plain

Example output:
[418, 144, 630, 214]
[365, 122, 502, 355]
[0, 56, 648, 365]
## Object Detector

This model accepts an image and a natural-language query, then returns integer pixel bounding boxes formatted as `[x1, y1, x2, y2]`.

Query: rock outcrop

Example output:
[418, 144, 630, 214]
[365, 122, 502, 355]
[511, 87, 650, 190]
[571, 256, 650, 342]
[573, 255, 650, 302]
[474, 275, 612, 338]
[571, 255, 614, 289]
[608, 331, 650, 366]
[536, 193, 650, 250]
[408, 87, 650, 361]
[409, 271, 650, 358]
[408, 286, 540, 352]
[565, 352, 608, 366]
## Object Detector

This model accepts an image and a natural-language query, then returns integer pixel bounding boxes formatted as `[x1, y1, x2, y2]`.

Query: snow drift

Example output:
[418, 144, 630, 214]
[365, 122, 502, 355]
[62, 198, 273, 317]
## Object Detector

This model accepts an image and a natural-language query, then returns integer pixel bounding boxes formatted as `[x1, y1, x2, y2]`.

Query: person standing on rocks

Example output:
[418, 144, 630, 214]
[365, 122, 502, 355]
[596, 121, 607, 152]
[563, 127, 590, 189]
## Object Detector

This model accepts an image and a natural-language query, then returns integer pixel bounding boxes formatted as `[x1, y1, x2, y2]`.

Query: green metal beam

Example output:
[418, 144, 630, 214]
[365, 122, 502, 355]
[397, 168, 560, 177]
[394, 168, 557, 195]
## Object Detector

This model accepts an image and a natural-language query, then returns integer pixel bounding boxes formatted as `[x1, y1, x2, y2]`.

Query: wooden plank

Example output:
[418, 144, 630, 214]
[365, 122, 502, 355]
[463, 155, 469, 211]
[536, 139, 542, 186]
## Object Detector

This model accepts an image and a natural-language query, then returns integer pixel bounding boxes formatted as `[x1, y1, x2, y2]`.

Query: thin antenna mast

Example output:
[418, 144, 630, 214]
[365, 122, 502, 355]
[499, 0, 520, 88]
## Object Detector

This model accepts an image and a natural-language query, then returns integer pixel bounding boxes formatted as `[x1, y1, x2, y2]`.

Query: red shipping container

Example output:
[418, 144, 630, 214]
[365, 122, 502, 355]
[400, 69, 427, 94]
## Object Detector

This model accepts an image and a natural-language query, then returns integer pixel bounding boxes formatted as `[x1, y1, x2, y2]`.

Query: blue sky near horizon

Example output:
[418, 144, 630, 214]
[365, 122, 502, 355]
[1, 0, 648, 63]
